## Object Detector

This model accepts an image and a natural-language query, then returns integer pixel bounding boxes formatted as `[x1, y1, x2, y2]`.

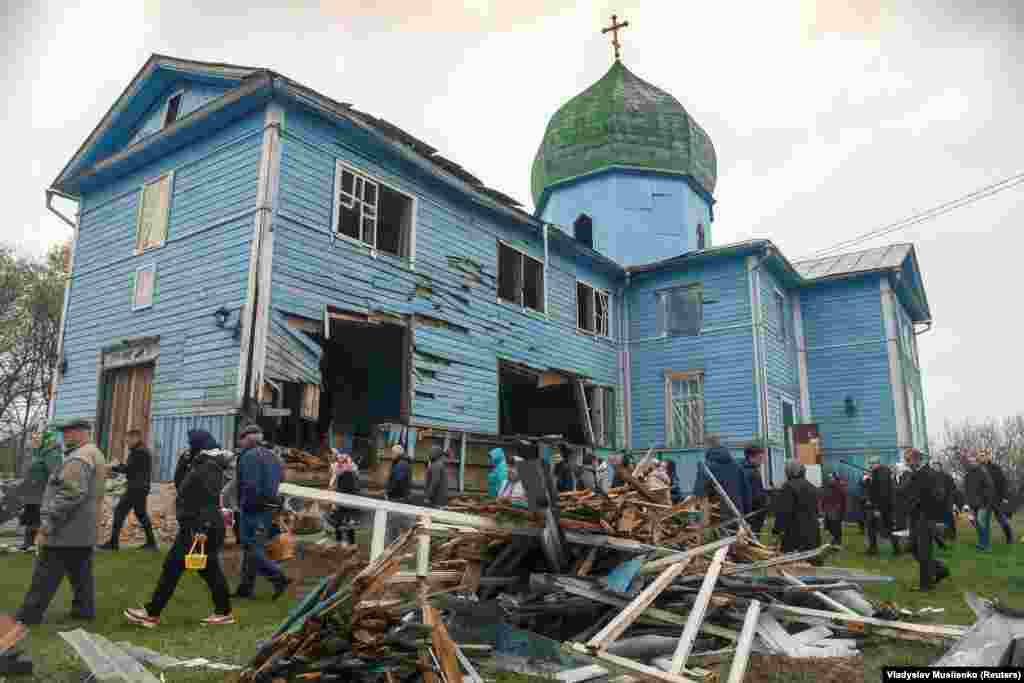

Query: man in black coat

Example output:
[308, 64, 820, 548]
[742, 445, 769, 534]
[981, 450, 1015, 545]
[99, 429, 158, 552]
[901, 449, 949, 592]
[963, 449, 998, 552]
[772, 460, 820, 553]
[931, 461, 961, 540]
[864, 456, 901, 556]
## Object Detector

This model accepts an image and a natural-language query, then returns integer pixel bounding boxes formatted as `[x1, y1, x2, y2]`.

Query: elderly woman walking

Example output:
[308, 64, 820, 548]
[773, 461, 821, 554]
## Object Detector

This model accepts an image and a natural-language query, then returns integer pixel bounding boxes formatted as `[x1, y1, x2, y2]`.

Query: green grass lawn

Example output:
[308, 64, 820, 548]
[0, 518, 1019, 682]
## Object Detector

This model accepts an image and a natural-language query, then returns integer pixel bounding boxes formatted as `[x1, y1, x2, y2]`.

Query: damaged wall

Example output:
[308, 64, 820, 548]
[266, 103, 622, 437]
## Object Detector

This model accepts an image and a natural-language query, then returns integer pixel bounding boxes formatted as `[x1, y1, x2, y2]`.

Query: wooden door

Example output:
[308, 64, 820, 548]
[102, 364, 154, 463]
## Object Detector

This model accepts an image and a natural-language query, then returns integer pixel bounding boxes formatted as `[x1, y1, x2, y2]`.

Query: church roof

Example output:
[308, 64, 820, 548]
[530, 60, 717, 208]
[794, 244, 913, 280]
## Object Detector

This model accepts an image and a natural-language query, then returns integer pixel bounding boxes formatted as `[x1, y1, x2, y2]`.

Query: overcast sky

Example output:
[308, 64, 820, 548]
[4, 0, 1022, 438]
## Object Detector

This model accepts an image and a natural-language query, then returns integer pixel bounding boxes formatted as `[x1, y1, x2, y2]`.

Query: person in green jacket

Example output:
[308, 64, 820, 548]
[18, 430, 63, 551]
[487, 448, 508, 498]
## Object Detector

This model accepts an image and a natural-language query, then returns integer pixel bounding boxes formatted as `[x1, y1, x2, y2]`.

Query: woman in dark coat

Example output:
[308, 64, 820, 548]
[820, 473, 848, 545]
[773, 461, 821, 553]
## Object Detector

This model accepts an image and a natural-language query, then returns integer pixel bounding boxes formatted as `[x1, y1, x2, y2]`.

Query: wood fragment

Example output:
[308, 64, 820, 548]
[669, 545, 729, 674]
[725, 600, 761, 683]
[779, 570, 858, 616]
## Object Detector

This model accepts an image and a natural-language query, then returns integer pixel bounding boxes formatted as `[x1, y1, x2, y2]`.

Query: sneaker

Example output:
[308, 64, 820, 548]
[272, 578, 293, 601]
[201, 613, 236, 626]
[96, 542, 118, 551]
[124, 608, 159, 629]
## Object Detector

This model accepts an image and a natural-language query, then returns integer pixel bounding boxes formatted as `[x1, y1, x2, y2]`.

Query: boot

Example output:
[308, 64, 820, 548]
[96, 535, 119, 551]
[141, 524, 159, 552]
[18, 527, 36, 552]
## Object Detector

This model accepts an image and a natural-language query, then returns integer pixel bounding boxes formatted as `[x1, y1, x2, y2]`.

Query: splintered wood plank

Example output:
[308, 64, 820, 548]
[725, 600, 761, 683]
[370, 509, 389, 562]
[425, 605, 464, 683]
[670, 545, 730, 674]
[639, 536, 737, 575]
[577, 547, 599, 577]
[789, 626, 833, 646]
[765, 603, 966, 641]
[588, 557, 694, 650]
[569, 644, 698, 683]
[698, 463, 756, 539]
[779, 570, 858, 616]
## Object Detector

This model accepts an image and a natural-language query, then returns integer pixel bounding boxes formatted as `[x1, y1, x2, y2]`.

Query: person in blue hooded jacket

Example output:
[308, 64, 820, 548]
[693, 436, 752, 517]
[488, 448, 508, 498]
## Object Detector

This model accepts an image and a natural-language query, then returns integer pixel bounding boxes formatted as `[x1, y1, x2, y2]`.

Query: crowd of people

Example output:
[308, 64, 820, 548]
[6, 419, 293, 642]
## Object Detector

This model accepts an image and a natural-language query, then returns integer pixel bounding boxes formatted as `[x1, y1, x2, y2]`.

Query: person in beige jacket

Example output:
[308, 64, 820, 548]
[15, 418, 107, 626]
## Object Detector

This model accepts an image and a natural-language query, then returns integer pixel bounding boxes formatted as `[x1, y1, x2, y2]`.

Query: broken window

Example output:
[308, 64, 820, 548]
[574, 213, 593, 249]
[656, 285, 702, 337]
[163, 91, 183, 128]
[585, 385, 616, 448]
[666, 371, 704, 448]
[577, 281, 610, 337]
[775, 289, 788, 343]
[132, 264, 156, 311]
[498, 242, 544, 312]
[135, 173, 172, 253]
[335, 163, 414, 258]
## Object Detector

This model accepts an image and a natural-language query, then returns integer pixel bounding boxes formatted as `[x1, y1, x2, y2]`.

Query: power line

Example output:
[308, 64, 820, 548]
[799, 170, 1024, 260]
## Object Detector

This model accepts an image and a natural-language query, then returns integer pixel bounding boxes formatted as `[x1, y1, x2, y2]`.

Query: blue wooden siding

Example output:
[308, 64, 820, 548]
[266, 311, 322, 386]
[52, 111, 264, 428]
[152, 413, 235, 481]
[130, 81, 231, 146]
[627, 256, 757, 449]
[270, 103, 621, 436]
[540, 171, 713, 267]
[758, 268, 800, 445]
[800, 276, 900, 467]
[894, 295, 927, 450]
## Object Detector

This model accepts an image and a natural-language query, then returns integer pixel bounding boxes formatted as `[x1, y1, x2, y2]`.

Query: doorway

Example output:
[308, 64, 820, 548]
[781, 397, 796, 461]
[97, 363, 154, 462]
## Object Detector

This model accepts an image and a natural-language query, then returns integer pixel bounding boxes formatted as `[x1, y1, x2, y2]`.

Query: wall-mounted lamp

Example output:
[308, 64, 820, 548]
[213, 307, 231, 328]
[58, 356, 68, 376]
[844, 396, 858, 418]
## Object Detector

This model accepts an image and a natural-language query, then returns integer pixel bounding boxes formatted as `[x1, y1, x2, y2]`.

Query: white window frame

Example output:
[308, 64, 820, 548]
[665, 370, 704, 448]
[162, 89, 185, 129]
[774, 288, 788, 343]
[134, 172, 174, 255]
[656, 284, 703, 337]
[132, 263, 156, 312]
[497, 240, 545, 313]
[331, 161, 418, 260]
[577, 280, 611, 338]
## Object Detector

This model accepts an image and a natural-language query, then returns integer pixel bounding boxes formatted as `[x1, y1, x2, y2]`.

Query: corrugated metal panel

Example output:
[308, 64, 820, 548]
[152, 413, 235, 480]
[793, 244, 911, 280]
[59, 628, 161, 682]
[52, 111, 263, 424]
[627, 256, 757, 448]
[800, 276, 902, 467]
[272, 106, 621, 436]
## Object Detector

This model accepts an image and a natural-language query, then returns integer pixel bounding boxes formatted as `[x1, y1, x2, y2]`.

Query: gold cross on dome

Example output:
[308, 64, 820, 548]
[601, 14, 630, 62]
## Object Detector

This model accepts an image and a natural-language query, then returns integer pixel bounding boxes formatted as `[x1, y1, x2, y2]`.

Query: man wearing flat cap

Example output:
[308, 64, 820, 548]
[15, 418, 108, 626]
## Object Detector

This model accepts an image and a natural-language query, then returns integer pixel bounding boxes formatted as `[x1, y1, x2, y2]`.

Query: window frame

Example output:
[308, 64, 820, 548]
[656, 283, 703, 337]
[774, 287, 788, 344]
[162, 89, 185, 129]
[576, 279, 611, 338]
[497, 240, 545, 313]
[132, 263, 157, 312]
[331, 161, 418, 260]
[664, 370, 704, 449]
[134, 172, 174, 255]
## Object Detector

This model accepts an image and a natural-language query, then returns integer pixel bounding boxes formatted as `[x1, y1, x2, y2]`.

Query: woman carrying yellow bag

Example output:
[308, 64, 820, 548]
[124, 431, 236, 628]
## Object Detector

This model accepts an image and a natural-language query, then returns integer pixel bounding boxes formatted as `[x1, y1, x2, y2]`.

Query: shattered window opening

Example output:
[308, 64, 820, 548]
[666, 371, 704, 448]
[498, 242, 544, 313]
[335, 163, 413, 258]
[163, 91, 183, 128]
[656, 284, 702, 337]
[577, 281, 610, 337]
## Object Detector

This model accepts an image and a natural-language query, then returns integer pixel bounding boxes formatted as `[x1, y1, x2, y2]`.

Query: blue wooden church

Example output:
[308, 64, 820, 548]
[46, 50, 931, 491]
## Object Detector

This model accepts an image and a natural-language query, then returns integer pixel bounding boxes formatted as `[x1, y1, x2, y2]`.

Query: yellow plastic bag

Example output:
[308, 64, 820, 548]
[185, 533, 208, 571]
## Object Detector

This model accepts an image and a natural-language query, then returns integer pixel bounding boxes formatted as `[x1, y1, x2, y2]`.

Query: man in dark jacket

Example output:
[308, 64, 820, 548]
[125, 442, 234, 627]
[694, 436, 752, 518]
[742, 445, 768, 534]
[386, 444, 412, 502]
[773, 461, 820, 553]
[424, 447, 450, 508]
[99, 429, 157, 552]
[864, 456, 901, 556]
[963, 449, 997, 552]
[235, 424, 290, 600]
[901, 449, 949, 591]
[16, 419, 107, 626]
[931, 461, 960, 540]
[981, 450, 1014, 545]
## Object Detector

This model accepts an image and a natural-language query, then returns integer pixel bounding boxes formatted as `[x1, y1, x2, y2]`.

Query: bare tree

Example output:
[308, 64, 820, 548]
[934, 415, 1024, 505]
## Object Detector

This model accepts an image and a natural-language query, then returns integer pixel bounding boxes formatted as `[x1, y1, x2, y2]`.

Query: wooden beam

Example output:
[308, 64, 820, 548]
[699, 462, 756, 539]
[459, 432, 467, 493]
[639, 536, 737, 576]
[765, 603, 966, 641]
[416, 516, 432, 578]
[370, 509, 389, 561]
[568, 643, 698, 683]
[669, 546, 729, 674]
[588, 557, 693, 650]
[722, 545, 832, 576]
[725, 600, 761, 683]
[779, 570, 857, 616]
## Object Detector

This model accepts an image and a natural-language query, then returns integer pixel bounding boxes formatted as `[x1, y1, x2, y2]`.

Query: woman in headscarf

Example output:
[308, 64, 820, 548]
[126, 432, 235, 628]
[329, 451, 360, 544]
[773, 461, 822, 554]
[18, 430, 62, 551]
[488, 448, 508, 498]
